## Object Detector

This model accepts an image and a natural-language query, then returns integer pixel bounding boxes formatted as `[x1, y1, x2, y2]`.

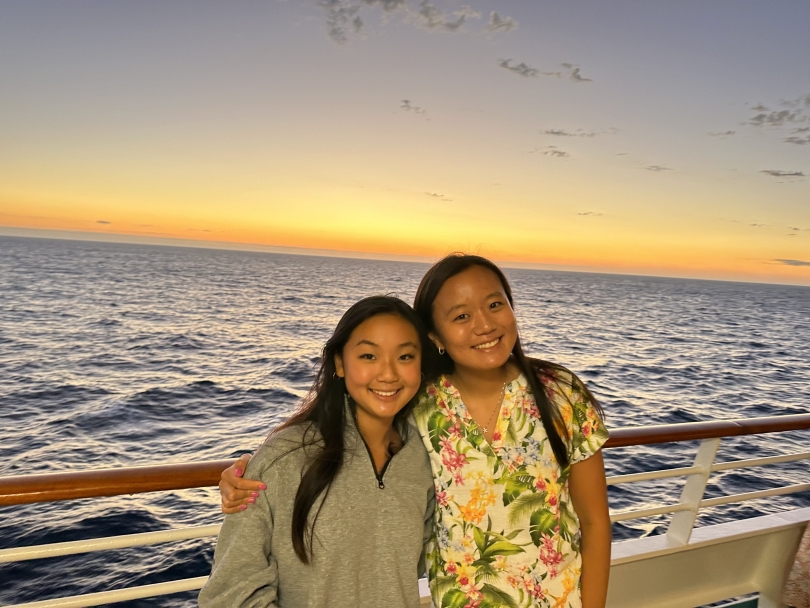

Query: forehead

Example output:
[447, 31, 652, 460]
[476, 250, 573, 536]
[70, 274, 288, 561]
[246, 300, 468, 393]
[346, 313, 419, 344]
[435, 266, 506, 304]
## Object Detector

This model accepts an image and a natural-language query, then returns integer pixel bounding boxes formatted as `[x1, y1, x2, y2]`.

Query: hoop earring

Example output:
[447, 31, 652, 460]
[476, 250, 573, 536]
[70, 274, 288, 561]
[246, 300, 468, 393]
[438, 347, 445, 355]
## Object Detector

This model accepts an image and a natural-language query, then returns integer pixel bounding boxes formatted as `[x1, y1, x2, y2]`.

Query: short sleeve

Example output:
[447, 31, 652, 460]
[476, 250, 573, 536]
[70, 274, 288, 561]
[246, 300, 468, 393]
[546, 368, 609, 465]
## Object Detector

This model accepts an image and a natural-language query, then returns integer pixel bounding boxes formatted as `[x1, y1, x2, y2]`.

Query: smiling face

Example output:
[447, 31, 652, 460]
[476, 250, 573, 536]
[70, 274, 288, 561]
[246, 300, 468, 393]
[429, 265, 518, 374]
[334, 313, 423, 426]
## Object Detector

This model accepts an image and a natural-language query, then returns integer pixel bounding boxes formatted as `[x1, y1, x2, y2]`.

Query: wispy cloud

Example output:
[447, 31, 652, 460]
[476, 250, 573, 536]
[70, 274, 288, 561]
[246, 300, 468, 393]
[645, 165, 672, 172]
[784, 135, 810, 145]
[415, 1, 480, 32]
[400, 99, 427, 115]
[578, 211, 603, 216]
[486, 11, 517, 32]
[746, 95, 810, 129]
[498, 59, 538, 78]
[96, 220, 111, 225]
[425, 191, 452, 201]
[760, 169, 805, 177]
[541, 128, 616, 138]
[362, 0, 406, 10]
[561, 63, 592, 83]
[749, 223, 765, 227]
[499, 60, 592, 82]
[319, 0, 363, 44]
[775, 259, 810, 267]
[543, 146, 570, 158]
[708, 130, 736, 137]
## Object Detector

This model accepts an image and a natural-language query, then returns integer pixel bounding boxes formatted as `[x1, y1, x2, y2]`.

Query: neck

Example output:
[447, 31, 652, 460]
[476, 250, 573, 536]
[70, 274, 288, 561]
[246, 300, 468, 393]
[450, 359, 517, 394]
[354, 409, 398, 450]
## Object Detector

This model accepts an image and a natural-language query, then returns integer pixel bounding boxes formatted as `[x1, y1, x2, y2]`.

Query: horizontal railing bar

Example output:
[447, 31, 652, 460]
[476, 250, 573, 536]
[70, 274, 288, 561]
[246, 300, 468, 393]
[711, 451, 810, 472]
[700, 482, 810, 508]
[0, 415, 806, 506]
[0, 524, 221, 564]
[604, 413, 810, 448]
[609, 502, 692, 523]
[0, 459, 236, 506]
[606, 465, 703, 486]
[5, 576, 209, 608]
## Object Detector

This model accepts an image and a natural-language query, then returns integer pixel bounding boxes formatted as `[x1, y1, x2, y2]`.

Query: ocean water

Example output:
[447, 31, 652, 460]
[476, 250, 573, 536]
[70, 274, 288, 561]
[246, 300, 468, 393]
[0, 235, 808, 605]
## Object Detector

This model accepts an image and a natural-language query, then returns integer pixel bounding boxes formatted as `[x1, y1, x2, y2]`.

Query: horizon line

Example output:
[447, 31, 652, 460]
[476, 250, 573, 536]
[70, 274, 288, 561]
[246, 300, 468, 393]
[1, 225, 808, 289]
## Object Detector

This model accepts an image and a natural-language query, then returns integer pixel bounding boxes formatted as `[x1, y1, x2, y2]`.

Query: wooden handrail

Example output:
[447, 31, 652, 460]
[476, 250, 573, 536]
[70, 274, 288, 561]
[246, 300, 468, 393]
[1, 414, 808, 506]
[0, 460, 236, 506]
[603, 413, 810, 448]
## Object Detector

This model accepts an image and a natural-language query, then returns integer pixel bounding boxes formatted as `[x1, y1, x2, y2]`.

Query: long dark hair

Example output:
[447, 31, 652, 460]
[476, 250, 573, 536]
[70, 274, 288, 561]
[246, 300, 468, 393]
[413, 253, 603, 469]
[275, 295, 433, 564]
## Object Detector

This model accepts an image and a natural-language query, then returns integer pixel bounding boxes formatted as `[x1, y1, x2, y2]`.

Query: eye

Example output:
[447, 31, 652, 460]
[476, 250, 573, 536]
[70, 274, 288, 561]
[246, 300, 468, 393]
[359, 353, 375, 360]
[454, 313, 469, 321]
[399, 353, 416, 361]
[490, 301, 503, 309]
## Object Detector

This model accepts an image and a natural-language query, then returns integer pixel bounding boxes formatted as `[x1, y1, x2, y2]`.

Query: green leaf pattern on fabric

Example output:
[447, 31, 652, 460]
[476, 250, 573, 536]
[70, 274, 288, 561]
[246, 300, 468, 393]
[416, 368, 609, 608]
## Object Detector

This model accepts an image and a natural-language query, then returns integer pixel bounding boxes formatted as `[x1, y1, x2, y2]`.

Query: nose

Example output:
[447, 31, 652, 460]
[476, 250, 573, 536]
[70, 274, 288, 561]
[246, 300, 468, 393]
[377, 357, 399, 382]
[472, 309, 495, 335]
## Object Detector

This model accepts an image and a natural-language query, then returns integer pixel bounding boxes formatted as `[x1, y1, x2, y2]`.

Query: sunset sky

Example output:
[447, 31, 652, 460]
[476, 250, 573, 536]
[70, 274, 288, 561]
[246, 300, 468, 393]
[1, 1, 809, 284]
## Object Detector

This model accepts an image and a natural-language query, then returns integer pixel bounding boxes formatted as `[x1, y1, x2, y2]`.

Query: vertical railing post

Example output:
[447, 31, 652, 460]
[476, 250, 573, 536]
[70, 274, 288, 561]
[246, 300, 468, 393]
[666, 437, 721, 545]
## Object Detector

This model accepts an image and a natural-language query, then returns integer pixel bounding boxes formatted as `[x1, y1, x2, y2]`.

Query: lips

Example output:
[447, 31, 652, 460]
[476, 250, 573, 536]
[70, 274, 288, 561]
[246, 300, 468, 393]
[473, 337, 501, 349]
[370, 388, 401, 397]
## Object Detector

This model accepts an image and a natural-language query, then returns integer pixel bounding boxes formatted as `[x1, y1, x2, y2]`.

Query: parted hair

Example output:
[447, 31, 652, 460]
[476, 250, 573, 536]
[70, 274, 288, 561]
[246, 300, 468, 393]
[413, 253, 603, 469]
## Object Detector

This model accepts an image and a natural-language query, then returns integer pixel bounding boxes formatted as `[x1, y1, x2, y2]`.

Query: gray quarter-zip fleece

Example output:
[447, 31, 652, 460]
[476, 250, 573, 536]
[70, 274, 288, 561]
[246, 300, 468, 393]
[199, 414, 435, 608]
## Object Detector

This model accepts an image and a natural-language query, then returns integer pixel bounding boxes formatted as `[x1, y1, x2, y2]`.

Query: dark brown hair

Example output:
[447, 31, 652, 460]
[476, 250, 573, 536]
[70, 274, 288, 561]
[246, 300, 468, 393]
[275, 295, 434, 564]
[413, 253, 603, 468]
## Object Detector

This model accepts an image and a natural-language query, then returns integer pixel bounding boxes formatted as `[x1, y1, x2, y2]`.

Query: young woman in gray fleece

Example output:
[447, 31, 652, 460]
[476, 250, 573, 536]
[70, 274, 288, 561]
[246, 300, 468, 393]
[198, 296, 436, 608]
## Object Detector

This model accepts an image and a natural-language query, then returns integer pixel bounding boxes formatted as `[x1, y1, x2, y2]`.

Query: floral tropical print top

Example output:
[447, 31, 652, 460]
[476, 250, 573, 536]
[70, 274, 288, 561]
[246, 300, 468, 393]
[413, 365, 608, 608]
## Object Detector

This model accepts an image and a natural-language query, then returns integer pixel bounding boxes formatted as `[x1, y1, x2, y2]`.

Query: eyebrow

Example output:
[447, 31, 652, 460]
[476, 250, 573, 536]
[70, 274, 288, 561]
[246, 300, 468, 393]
[356, 339, 419, 348]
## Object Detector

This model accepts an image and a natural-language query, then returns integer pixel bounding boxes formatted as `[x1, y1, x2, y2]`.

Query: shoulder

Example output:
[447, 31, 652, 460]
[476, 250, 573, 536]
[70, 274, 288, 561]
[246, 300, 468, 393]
[245, 422, 320, 479]
[528, 357, 579, 388]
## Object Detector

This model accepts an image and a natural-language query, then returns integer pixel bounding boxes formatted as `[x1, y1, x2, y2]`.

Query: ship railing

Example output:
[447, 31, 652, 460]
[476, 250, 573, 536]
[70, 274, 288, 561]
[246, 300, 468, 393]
[0, 413, 808, 607]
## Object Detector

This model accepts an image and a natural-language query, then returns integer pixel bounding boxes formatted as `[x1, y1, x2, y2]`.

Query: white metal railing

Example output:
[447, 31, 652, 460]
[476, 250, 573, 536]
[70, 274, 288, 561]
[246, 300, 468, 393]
[606, 436, 810, 545]
[1, 428, 807, 606]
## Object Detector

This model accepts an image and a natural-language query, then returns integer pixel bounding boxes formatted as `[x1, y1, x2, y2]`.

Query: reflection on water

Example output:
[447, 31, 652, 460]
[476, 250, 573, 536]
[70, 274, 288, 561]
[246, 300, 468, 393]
[0, 236, 808, 604]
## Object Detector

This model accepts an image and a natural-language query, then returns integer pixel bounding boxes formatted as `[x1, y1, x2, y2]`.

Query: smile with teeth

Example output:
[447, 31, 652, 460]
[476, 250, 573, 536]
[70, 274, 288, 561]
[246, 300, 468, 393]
[474, 337, 501, 349]
[370, 388, 400, 397]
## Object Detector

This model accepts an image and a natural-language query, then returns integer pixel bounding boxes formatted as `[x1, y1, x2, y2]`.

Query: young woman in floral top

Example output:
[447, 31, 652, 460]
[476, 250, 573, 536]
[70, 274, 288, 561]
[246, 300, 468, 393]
[411, 254, 610, 608]
[220, 254, 611, 608]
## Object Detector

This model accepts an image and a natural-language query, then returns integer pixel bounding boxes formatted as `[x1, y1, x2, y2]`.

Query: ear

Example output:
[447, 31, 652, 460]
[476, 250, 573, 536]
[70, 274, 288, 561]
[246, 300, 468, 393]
[334, 353, 345, 378]
[428, 332, 445, 353]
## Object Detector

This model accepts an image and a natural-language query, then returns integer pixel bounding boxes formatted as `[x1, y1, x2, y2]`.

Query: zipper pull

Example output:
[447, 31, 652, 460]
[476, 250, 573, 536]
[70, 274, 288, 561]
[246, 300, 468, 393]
[378, 477, 385, 489]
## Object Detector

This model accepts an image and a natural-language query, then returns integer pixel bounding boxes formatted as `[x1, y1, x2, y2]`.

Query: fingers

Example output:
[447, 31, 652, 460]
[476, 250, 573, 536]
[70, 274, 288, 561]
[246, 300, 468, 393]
[220, 453, 266, 514]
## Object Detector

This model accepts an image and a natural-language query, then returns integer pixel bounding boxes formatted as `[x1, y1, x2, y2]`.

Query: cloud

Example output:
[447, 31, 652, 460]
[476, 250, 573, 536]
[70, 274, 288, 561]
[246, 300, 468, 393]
[748, 109, 804, 127]
[540, 127, 616, 138]
[425, 192, 452, 201]
[400, 99, 427, 115]
[645, 165, 672, 172]
[775, 259, 810, 267]
[415, 1, 480, 32]
[577, 211, 603, 216]
[319, 0, 363, 44]
[543, 146, 570, 158]
[561, 62, 591, 82]
[749, 223, 765, 227]
[751, 104, 769, 112]
[784, 135, 810, 145]
[362, 0, 405, 10]
[96, 220, 111, 225]
[498, 59, 538, 78]
[486, 11, 517, 32]
[708, 130, 736, 137]
[793, 127, 810, 133]
[760, 169, 805, 177]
